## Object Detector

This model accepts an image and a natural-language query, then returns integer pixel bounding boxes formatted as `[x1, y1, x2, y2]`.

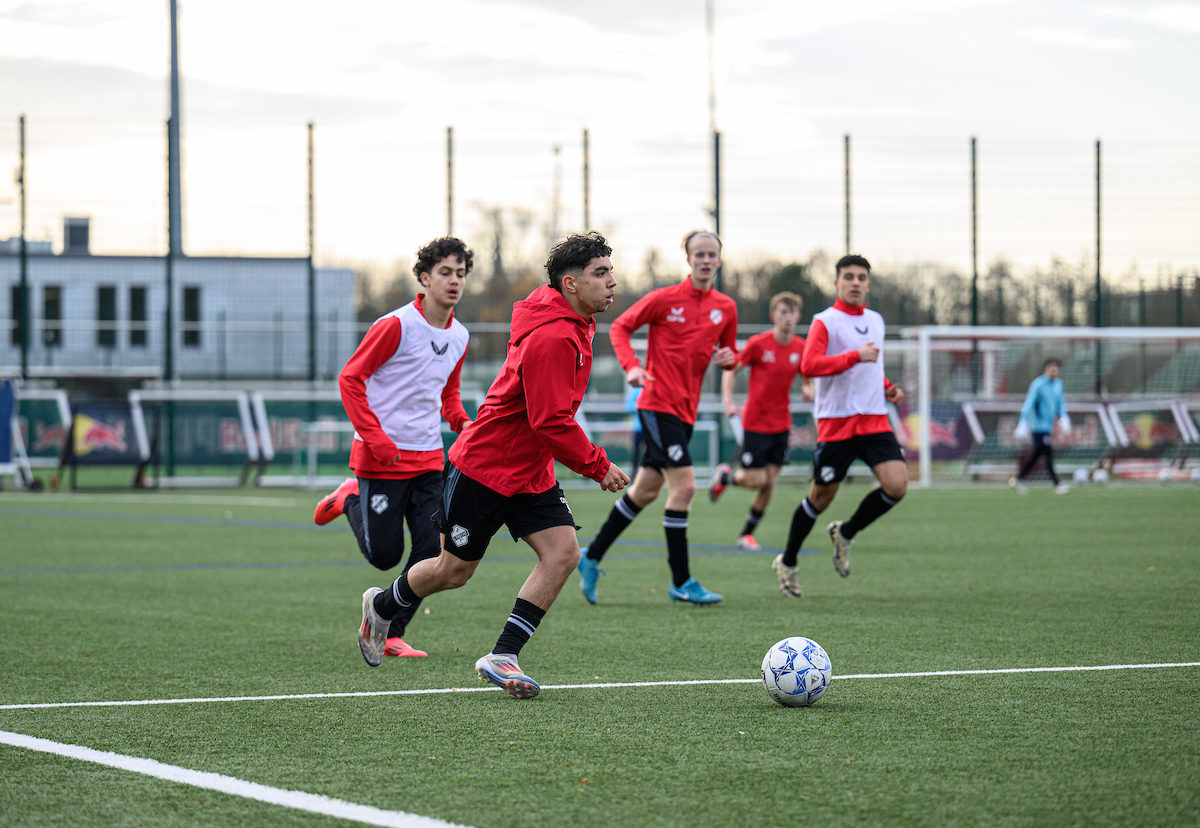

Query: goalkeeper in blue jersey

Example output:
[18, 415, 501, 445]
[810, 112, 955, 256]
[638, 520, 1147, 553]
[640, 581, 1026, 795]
[1010, 358, 1071, 495]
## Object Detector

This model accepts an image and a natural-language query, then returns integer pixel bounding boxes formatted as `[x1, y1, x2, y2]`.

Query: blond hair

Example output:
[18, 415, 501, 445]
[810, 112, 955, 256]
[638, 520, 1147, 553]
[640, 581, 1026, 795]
[682, 229, 723, 254]
[769, 291, 802, 315]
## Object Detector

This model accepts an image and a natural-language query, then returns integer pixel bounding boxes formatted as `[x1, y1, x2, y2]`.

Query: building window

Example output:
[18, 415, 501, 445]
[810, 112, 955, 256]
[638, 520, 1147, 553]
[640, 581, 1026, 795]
[9, 285, 22, 346]
[129, 286, 147, 347]
[97, 285, 117, 348]
[183, 285, 201, 347]
[43, 285, 62, 348]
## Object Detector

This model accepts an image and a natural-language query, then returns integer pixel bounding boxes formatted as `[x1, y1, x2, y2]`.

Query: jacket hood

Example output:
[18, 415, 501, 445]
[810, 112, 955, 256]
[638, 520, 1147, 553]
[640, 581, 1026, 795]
[510, 284, 592, 346]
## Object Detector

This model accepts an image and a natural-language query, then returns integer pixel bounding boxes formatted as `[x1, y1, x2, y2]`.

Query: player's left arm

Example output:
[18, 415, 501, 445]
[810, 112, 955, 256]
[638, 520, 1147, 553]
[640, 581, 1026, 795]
[440, 349, 472, 433]
[521, 332, 611, 483]
[713, 301, 739, 369]
[884, 376, 905, 406]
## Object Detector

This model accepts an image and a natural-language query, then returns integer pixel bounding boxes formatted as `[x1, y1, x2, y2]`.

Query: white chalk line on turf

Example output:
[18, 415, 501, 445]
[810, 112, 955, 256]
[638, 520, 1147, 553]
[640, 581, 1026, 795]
[3, 662, 1198, 711]
[0, 730, 468, 828]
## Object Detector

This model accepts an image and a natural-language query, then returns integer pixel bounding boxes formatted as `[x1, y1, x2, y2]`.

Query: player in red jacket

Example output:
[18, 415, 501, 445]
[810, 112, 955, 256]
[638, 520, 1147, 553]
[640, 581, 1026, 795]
[776, 254, 907, 597]
[357, 232, 629, 698]
[578, 230, 738, 605]
[709, 291, 813, 572]
[314, 237, 473, 658]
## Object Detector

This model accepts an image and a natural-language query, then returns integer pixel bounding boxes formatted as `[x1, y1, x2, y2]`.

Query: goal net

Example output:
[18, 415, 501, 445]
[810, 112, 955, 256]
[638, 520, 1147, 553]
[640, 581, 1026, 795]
[900, 326, 1200, 486]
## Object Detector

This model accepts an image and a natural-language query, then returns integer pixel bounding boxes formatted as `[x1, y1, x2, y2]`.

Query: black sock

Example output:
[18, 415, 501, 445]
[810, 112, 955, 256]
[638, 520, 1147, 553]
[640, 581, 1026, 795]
[587, 494, 642, 561]
[493, 598, 546, 657]
[740, 508, 764, 539]
[664, 509, 690, 587]
[720, 469, 732, 486]
[783, 498, 820, 566]
[1044, 451, 1060, 486]
[373, 571, 419, 620]
[840, 488, 901, 540]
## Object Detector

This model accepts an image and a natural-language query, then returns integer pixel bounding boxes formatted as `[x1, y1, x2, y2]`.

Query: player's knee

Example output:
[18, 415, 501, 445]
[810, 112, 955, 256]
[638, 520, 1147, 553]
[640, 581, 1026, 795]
[882, 480, 907, 501]
[809, 490, 835, 511]
[674, 481, 697, 504]
[437, 558, 475, 589]
[551, 545, 581, 573]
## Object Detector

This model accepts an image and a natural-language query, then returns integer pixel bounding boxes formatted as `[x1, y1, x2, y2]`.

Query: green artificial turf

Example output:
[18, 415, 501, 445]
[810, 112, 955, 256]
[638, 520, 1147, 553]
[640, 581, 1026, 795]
[1, 484, 1198, 827]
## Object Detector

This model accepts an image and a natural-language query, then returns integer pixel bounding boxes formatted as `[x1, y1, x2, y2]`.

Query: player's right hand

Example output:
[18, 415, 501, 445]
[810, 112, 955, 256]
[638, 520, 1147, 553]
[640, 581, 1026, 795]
[626, 366, 654, 387]
[599, 464, 630, 492]
[858, 341, 880, 362]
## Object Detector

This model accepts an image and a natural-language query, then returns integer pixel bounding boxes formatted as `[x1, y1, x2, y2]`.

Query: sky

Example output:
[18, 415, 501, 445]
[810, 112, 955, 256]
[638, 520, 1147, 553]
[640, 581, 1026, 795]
[0, 0, 1198, 285]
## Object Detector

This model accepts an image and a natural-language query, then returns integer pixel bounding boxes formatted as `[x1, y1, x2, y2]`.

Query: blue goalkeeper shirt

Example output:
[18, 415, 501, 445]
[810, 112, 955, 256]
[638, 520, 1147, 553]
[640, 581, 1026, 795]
[1018, 374, 1065, 434]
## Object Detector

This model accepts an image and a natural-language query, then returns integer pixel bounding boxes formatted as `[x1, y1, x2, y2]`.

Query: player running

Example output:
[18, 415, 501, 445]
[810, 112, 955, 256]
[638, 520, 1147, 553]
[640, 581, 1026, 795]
[1010, 358, 1071, 495]
[356, 232, 628, 698]
[578, 230, 738, 605]
[314, 237, 474, 657]
[774, 254, 907, 597]
[709, 291, 813, 557]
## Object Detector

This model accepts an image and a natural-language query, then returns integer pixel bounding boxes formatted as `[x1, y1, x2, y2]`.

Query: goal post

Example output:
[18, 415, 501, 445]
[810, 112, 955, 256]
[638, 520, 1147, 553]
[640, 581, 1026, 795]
[905, 326, 1200, 486]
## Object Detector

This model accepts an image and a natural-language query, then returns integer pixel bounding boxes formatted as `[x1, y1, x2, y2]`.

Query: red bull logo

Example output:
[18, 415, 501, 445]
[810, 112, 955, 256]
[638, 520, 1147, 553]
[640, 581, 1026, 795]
[73, 414, 127, 455]
[1123, 414, 1178, 450]
[33, 420, 67, 453]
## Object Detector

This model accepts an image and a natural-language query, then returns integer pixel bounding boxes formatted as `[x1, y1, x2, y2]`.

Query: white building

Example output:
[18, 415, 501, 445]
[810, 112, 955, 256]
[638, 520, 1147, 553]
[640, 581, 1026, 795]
[1, 246, 356, 381]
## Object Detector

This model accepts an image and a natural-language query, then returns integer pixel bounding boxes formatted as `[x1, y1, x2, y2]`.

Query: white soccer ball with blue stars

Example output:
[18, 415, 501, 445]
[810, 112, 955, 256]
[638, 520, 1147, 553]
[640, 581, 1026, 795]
[761, 636, 832, 707]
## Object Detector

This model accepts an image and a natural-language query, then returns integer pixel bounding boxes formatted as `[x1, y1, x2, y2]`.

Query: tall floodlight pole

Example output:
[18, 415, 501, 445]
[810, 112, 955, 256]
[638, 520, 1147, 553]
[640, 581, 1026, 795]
[164, 117, 176, 476]
[1094, 139, 1102, 394]
[168, 0, 183, 257]
[705, 0, 721, 291]
[446, 126, 454, 236]
[18, 115, 28, 380]
[582, 128, 590, 231]
[1095, 139, 1102, 328]
[970, 137, 978, 327]
[307, 121, 316, 383]
[844, 134, 851, 254]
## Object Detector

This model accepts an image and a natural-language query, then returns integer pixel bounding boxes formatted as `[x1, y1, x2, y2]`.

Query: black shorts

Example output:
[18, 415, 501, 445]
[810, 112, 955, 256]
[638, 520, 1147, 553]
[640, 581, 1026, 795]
[1032, 432, 1053, 451]
[437, 463, 579, 562]
[812, 431, 905, 485]
[638, 410, 694, 469]
[345, 472, 443, 571]
[740, 430, 789, 469]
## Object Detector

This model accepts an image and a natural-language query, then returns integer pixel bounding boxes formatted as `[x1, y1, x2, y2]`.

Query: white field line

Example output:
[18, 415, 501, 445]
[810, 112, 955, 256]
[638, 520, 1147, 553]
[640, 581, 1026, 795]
[0, 493, 300, 507]
[2, 662, 1198, 712]
[0, 730, 468, 828]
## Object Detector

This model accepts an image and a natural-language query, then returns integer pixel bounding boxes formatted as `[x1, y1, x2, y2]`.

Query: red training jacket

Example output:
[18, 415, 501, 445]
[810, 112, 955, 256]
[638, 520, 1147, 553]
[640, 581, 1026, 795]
[609, 276, 738, 425]
[448, 284, 611, 496]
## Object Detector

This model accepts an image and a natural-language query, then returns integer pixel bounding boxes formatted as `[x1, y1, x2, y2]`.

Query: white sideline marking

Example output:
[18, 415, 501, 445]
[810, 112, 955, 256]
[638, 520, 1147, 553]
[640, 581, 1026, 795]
[0, 730, 469, 828]
[0, 493, 299, 507]
[2, 662, 1198, 711]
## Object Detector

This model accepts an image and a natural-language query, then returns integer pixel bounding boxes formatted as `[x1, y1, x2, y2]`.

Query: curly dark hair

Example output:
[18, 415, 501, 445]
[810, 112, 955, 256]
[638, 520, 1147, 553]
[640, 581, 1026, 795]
[413, 237, 474, 284]
[544, 231, 612, 292]
[835, 253, 871, 274]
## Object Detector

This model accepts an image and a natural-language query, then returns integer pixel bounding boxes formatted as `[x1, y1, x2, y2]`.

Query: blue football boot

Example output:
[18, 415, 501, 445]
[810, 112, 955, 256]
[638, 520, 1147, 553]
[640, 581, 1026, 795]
[668, 577, 723, 604]
[577, 551, 604, 605]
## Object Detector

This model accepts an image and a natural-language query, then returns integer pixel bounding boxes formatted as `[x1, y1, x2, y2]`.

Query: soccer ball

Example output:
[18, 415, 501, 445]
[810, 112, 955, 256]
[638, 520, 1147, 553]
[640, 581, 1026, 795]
[1072, 467, 1089, 484]
[761, 637, 832, 707]
[1093, 468, 1109, 485]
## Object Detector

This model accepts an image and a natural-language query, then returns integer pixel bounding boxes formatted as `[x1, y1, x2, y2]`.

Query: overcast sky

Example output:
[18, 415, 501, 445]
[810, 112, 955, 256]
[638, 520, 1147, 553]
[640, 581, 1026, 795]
[1, 0, 1198, 280]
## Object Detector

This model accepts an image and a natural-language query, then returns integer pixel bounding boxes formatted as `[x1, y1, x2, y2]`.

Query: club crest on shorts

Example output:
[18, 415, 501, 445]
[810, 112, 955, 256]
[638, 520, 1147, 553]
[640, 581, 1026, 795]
[559, 496, 572, 514]
[742, 451, 754, 466]
[370, 494, 389, 514]
[668, 444, 684, 462]
[451, 524, 470, 547]
[819, 466, 836, 483]
[710, 308, 723, 325]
